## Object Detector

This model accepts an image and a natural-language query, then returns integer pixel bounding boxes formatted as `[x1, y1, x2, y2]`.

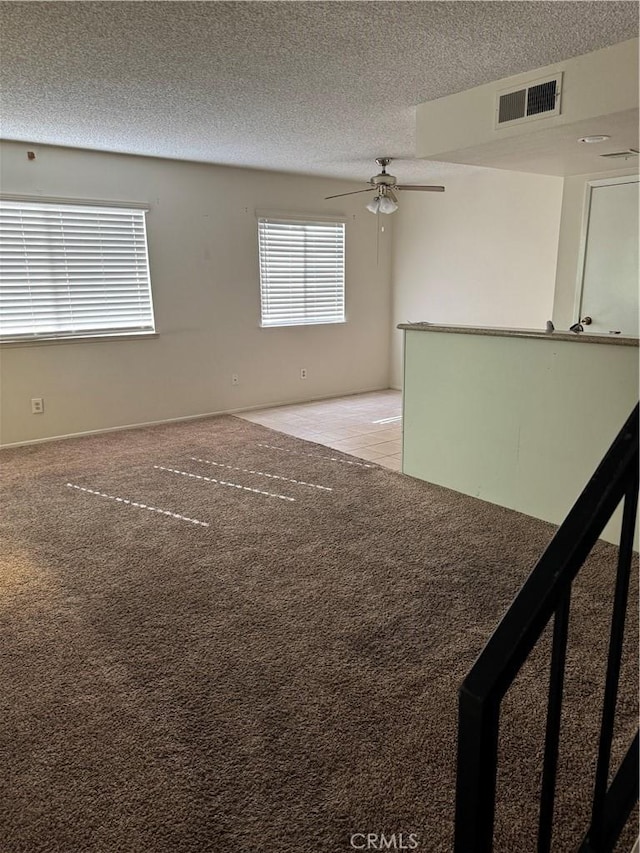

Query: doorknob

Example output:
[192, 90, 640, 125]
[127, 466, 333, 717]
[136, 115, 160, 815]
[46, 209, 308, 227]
[580, 316, 592, 325]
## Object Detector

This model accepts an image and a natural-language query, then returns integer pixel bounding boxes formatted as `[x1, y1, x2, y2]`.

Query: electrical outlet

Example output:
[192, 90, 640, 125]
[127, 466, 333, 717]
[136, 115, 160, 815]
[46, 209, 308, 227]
[31, 397, 44, 414]
[231, 374, 239, 386]
[300, 368, 307, 380]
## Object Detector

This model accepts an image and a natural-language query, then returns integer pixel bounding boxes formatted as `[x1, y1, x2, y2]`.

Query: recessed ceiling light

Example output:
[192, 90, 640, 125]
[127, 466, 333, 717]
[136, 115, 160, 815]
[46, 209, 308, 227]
[578, 135, 611, 144]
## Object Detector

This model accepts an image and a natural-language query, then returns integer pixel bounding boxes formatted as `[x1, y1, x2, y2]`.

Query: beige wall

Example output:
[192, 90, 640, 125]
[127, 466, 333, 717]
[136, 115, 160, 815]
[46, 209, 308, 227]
[390, 167, 563, 387]
[552, 166, 639, 330]
[0, 142, 392, 445]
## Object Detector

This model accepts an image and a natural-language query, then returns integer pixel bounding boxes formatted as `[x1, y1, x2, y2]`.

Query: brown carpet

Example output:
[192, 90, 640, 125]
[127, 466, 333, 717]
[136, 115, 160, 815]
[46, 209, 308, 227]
[0, 415, 637, 853]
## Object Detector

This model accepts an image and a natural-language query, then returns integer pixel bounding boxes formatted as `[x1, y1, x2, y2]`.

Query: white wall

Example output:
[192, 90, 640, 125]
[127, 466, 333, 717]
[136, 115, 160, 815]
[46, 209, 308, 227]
[0, 142, 392, 445]
[552, 166, 639, 330]
[390, 167, 563, 387]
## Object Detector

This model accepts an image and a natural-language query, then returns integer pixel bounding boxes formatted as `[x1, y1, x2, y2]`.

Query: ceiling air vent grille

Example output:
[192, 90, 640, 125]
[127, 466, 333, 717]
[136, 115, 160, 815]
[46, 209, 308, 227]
[495, 73, 562, 128]
[600, 149, 639, 160]
[498, 89, 526, 124]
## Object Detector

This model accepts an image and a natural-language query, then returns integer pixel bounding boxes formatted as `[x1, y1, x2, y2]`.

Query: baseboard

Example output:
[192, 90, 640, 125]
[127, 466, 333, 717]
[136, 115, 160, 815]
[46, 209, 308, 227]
[0, 385, 395, 449]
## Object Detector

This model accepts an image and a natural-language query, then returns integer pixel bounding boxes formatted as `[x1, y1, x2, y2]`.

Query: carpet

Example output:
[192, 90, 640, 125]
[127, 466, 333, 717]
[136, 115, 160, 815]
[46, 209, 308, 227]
[0, 415, 637, 852]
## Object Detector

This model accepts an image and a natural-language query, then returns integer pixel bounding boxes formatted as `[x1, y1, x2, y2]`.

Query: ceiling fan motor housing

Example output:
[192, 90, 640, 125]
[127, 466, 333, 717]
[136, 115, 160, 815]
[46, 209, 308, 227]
[370, 173, 397, 187]
[371, 156, 397, 187]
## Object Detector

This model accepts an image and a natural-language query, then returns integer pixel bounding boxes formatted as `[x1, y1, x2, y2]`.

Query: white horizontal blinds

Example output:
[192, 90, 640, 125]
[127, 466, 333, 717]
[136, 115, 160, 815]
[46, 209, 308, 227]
[258, 218, 345, 327]
[0, 199, 154, 340]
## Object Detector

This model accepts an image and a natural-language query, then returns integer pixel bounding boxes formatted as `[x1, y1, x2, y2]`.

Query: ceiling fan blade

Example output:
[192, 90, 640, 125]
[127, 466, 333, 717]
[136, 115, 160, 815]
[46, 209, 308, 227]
[324, 188, 375, 199]
[395, 185, 445, 192]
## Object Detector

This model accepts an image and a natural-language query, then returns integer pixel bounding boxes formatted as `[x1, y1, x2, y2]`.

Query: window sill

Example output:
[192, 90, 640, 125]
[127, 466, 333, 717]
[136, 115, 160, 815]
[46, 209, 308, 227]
[260, 320, 347, 329]
[0, 332, 159, 348]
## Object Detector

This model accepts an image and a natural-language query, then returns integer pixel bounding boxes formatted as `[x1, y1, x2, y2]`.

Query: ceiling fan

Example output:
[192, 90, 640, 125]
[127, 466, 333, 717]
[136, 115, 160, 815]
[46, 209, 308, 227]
[325, 157, 445, 214]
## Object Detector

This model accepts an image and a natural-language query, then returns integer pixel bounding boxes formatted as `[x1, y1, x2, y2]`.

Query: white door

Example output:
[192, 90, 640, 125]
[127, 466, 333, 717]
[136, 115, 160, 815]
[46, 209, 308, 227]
[579, 178, 639, 337]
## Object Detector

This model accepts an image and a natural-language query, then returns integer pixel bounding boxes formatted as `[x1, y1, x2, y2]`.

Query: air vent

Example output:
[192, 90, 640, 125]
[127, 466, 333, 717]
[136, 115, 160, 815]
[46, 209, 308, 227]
[498, 89, 526, 124]
[527, 80, 558, 116]
[600, 149, 639, 160]
[495, 73, 562, 128]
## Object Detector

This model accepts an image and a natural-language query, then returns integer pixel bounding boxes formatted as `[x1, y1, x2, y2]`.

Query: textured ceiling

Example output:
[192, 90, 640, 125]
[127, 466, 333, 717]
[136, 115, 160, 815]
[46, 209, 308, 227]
[0, 1, 638, 183]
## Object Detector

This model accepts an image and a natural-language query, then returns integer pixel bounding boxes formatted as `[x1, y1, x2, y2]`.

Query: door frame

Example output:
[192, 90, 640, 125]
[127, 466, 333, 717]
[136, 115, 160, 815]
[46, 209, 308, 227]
[573, 173, 639, 328]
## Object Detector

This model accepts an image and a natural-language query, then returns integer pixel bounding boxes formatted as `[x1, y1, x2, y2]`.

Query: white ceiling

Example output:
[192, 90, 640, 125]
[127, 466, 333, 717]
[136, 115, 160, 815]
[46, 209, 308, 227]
[1, 1, 638, 184]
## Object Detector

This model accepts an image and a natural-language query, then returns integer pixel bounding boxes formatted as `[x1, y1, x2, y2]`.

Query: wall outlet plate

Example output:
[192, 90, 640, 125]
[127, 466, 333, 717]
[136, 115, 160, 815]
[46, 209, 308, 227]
[31, 397, 44, 414]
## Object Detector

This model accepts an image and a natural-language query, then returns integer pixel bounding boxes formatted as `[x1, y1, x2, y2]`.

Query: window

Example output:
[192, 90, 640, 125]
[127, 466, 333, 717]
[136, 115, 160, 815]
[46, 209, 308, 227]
[258, 217, 345, 327]
[0, 198, 154, 341]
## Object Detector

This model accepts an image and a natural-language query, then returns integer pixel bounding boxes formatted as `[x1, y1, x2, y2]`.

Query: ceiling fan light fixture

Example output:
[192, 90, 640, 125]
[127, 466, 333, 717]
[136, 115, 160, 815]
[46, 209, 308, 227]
[366, 196, 381, 214]
[366, 191, 398, 215]
[378, 195, 398, 214]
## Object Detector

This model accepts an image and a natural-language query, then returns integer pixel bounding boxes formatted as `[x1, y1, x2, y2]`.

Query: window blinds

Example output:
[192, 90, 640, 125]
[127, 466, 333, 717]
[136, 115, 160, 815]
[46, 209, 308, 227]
[258, 218, 345, 327]
[0, 199, 154, 340]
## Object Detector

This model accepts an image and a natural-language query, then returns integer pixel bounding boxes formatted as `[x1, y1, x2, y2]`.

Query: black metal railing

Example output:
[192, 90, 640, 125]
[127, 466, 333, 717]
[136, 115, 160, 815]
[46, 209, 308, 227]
[454, 404, 639, 853]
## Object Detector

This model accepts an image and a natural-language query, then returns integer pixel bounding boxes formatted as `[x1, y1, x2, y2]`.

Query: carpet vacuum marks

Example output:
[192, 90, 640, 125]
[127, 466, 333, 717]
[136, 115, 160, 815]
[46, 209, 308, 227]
[0, 415, 637, 852]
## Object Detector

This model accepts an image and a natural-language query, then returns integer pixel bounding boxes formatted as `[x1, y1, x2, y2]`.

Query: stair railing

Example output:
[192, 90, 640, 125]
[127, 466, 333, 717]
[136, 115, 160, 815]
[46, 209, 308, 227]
[454, 404, 639, 853]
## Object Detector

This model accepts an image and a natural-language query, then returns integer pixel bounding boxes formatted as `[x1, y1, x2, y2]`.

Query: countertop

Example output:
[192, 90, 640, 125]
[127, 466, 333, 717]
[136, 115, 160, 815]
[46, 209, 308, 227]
[397, 322, 639, 347]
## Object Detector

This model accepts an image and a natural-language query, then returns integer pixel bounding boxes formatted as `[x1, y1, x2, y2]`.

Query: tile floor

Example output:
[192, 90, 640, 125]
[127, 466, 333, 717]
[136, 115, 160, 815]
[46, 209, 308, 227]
[237, 389, 403, 471]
